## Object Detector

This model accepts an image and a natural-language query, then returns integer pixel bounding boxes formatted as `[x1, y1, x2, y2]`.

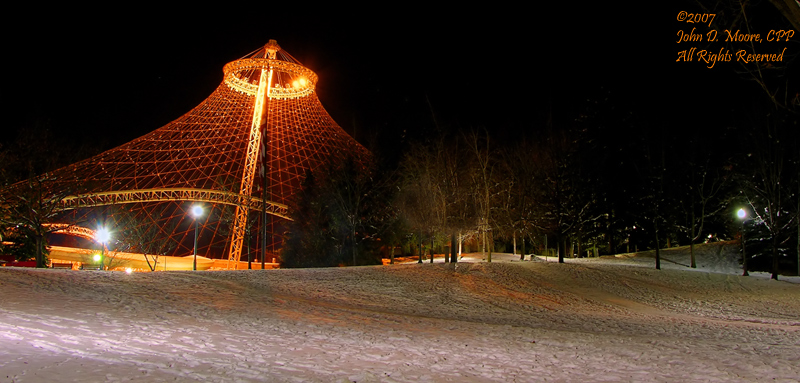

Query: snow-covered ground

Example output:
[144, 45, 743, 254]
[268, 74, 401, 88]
[1, 245, 798, 382]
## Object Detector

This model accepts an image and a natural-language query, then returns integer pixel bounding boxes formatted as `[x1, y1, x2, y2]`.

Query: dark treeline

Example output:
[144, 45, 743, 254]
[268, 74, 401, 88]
[280, 0, 800, 278]
[282, 87, 799, 278]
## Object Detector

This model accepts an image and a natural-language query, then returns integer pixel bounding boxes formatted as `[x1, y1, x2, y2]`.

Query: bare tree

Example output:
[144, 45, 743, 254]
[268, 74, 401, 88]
[105, 205, 178, 271]
[532, 128, 602, 263]
[397, 148, 441, 262]
[495, 142, 542, 260]
[682, 151, 732, 268]
[741, 111, 796, 280]
[694, 0, 799, 277]
[465, 129, 496, 262]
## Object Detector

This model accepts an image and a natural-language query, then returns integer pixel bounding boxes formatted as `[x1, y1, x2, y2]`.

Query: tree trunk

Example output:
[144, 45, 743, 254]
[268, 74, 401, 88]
[627, 232, 630, 254]
[35, 235, 46, 268]
[352, 227, 357, 266]
[690, 197, 697, 268]
[439, 235, 446, 263]
[654, 221, 661, 270]
[247, 234, 252, 269]
[558, 235, 565, 263]
[742, 227, 749, 276]
[418, 231, 423, 263]
[482, 227, 489, 262]
[430, 237, 434, 263]
[450, 232, 457, 263]
[607, 209, 614, 254]
[487, 231, 492, 263]
[144, 253, 156, 271]
[544, 234, 548, 259]
[771, 234, 779, 280]
[458, 231, 462, 259]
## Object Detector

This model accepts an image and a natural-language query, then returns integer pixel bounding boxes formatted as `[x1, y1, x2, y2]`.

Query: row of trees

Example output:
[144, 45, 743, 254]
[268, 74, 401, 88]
[281, 91, 799, 279]
[279, 0, 800, 278]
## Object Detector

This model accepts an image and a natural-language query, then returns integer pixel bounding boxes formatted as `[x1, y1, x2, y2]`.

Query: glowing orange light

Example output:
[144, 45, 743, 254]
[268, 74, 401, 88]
[292, 77, 308, 89]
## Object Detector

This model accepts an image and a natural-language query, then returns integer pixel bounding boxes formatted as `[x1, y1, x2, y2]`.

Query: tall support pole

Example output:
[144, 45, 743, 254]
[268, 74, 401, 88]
[261, 110, 269, 270]
[193, 219, 199, 271]
[229, 67, 273, 269]
[738, 208, 749, 276]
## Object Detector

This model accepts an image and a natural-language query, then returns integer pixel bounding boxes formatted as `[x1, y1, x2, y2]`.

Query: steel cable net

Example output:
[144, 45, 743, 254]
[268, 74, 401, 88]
[44, 40, 370, 265]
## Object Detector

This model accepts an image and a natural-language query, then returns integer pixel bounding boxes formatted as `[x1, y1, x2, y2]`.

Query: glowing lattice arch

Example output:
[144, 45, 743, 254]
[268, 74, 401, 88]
[59, 188, 289, 220]
[29, 40, 369, 267]
[43, 224, 98, 243]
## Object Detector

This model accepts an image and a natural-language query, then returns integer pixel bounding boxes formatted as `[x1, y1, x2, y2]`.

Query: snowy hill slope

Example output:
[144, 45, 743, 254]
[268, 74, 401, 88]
[1, 255, 798, 382]
[605, 241, 746, 274]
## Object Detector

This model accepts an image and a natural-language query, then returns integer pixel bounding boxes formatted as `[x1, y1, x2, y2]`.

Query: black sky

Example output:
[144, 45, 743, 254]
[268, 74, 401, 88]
[1, 3, 780, 159]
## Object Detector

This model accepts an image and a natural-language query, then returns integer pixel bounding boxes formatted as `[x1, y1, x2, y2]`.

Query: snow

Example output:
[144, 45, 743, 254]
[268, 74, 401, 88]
[1, 247, 799, 382]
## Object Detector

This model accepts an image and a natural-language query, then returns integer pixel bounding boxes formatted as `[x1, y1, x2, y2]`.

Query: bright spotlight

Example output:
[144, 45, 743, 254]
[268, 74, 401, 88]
[96, 228, 110, 244]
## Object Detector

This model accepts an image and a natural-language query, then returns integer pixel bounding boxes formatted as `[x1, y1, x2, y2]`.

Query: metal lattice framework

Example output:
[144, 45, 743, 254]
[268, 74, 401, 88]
[39, 40, 369, 267]
[59, 189, 289, 220]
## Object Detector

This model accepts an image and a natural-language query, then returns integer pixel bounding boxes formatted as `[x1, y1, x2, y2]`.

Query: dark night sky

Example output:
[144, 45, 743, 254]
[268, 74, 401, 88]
[1, 3, 784, 160]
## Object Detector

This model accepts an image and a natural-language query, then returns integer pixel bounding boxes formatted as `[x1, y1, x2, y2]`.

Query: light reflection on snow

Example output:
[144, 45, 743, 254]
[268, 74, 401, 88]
[0, 250, 798, 382]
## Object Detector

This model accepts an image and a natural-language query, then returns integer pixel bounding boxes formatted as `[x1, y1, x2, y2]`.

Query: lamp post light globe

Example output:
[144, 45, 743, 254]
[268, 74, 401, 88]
[191, 205, 204, 271]
[737, 208, 746, 220]
[96, 228, 110, 243]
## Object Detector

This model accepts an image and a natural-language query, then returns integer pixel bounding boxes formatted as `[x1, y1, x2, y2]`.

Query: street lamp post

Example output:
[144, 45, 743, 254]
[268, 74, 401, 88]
[738, 208, 748, 276]
[191, 205, 204, 271]
[95, 228, 110, 270]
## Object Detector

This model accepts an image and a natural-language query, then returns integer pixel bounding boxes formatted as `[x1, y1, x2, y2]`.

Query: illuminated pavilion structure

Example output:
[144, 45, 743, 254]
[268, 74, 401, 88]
[27, 40, 370, 270]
